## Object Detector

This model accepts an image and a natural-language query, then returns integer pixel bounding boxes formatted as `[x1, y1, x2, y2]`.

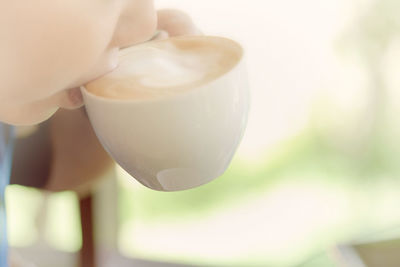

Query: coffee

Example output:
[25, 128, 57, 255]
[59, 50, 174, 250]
[85, 37, 242, 100]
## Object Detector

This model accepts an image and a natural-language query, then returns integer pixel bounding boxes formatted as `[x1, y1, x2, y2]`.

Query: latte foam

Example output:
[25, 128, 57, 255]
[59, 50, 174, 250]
[85, 36, 242, 100]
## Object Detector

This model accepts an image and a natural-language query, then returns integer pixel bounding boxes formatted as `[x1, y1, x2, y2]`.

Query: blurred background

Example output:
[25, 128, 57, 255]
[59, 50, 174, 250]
[6, 0, 400, 266]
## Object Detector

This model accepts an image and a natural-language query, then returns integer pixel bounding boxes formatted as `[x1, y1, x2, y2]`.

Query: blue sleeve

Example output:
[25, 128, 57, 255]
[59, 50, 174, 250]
[0, 123, 15, 267]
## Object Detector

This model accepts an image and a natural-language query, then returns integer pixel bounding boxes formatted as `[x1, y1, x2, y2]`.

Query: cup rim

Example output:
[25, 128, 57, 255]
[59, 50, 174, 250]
[81, 35, 244, 104]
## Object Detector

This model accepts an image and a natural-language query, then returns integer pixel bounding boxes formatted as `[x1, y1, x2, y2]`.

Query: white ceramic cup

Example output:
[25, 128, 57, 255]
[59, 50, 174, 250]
[81, 36, 249, 191]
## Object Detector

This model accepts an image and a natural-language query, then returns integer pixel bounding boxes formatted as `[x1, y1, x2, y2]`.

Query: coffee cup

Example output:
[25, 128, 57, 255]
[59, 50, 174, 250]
[81, 36, 249, 191]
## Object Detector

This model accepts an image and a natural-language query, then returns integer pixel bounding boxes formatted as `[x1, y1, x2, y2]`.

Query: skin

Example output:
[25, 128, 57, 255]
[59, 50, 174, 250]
[0, 1, 199, 265]
[0, 0, 156, 125]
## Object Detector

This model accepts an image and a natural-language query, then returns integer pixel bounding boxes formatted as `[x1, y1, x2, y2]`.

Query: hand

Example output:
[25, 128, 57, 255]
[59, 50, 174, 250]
[156, 9, 202, 39]
[11, 9, 200, 197]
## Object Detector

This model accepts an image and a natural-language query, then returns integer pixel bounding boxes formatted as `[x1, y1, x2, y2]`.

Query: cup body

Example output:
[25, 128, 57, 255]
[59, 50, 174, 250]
[82, 36, 249, 191]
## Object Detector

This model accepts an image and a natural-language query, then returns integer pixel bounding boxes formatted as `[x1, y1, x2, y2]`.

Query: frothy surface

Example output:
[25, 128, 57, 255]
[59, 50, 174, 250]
[85, 36, 242, 100]
[117, 45, 211, 88]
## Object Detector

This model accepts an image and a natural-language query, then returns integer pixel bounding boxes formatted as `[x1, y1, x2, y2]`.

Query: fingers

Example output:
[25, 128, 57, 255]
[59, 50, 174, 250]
[157, 9, 202, 37]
